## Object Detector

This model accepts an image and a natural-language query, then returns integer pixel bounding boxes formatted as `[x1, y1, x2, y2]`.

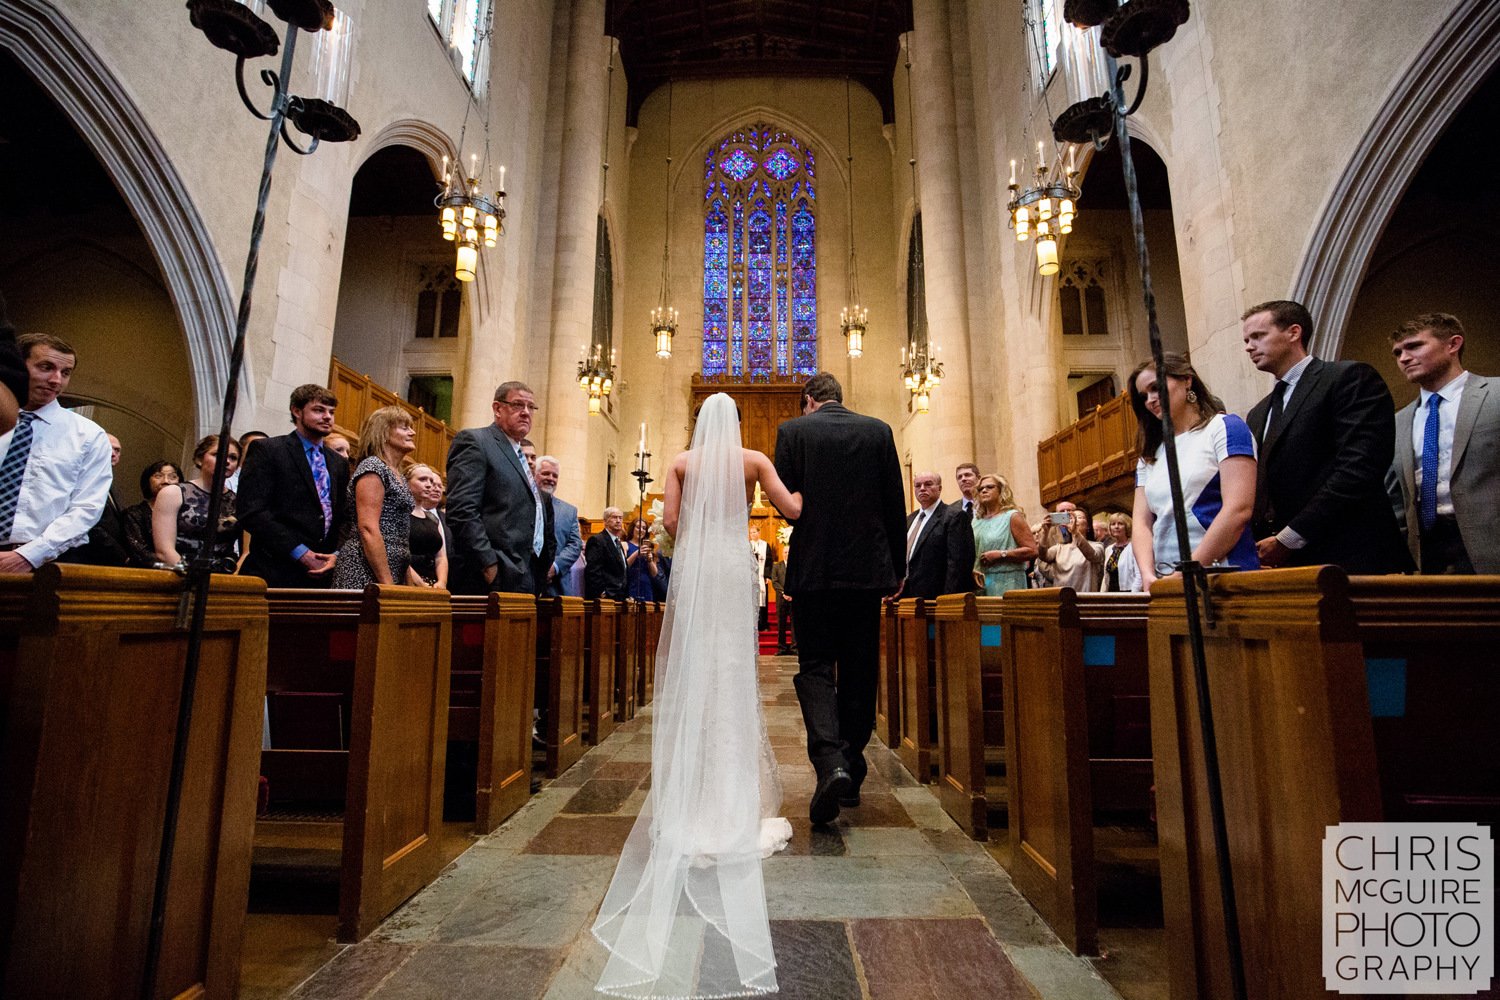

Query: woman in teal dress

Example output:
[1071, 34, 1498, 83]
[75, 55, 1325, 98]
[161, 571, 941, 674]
[971, 474, 1038, 596]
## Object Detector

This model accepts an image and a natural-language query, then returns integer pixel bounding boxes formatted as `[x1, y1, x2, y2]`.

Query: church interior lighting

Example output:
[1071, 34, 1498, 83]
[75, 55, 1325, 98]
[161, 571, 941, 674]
[650, 81, 677, 359]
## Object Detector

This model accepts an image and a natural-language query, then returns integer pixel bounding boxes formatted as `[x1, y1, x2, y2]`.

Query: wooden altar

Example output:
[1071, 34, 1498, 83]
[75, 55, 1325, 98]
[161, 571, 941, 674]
[690, 374, 805, 460]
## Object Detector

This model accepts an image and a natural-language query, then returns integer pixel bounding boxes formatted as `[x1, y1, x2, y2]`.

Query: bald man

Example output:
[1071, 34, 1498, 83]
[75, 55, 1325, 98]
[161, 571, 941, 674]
[899, 471, 975, 599]
[584, 506, 629, 600]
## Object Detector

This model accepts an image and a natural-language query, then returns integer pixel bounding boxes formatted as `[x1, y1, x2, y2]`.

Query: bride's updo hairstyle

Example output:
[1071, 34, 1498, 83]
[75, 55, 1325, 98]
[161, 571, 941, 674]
[688, 397, 741, 446]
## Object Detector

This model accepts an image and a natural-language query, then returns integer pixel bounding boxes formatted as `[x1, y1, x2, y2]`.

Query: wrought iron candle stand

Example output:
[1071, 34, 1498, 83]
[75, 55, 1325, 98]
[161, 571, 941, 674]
[142, 2, 361, 996]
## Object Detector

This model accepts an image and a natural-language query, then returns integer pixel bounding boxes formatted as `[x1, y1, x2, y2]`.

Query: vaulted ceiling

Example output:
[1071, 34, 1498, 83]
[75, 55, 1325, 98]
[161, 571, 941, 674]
[605, 0, 913, 125]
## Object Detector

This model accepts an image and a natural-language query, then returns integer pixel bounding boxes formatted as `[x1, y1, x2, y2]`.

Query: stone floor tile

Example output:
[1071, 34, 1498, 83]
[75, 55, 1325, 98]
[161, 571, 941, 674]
[372, 847, 517, 943]
[537, 933, 609, 999]
[853, 918, 1038, 999]
[841, 827, 937, 857]
[559, 778, 638, 815]
[603, 737, 654, 762]
[472, 787, 574, 854]
[522, 815, 637, 855]
[1003, 943, 1123, 1000]
[369, 944, 562, 999]
[780, 816, 847, 857]
[893, 786, 959, 830]
[763, 855, 978, 920]
[548, 756, 603, 789]
[835, 790, 917, 828]
[432, 855, 614, 948]
[590, 759, 650, 782]
[289, 940, 414, 999]
[768, 920, 863, 1000]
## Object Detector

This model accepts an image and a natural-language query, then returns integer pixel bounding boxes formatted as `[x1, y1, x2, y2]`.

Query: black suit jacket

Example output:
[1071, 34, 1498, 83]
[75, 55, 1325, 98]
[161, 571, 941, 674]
[238, 432, 350, 587]
[774, 402, 907, 593]
[901, 501, 976, 599]
[1245, 357, 1409, 574]
[445, 424, 556, 596]
[62, 490, 129, 566]
[583, 531, 628, 600]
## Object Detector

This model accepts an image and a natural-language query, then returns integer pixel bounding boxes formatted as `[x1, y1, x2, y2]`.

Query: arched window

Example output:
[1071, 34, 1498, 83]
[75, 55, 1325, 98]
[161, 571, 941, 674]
[702, 123, 818, 378]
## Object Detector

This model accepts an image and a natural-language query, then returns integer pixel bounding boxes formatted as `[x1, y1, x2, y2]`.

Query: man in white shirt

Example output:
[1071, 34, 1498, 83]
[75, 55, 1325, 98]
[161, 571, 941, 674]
[1388, 312, 1497, 574]
[0, 333, 113, 574]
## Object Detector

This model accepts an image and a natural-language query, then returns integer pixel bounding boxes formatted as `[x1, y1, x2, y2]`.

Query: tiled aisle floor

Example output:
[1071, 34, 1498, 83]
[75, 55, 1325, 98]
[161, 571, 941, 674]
[278, 657, 1124, 999]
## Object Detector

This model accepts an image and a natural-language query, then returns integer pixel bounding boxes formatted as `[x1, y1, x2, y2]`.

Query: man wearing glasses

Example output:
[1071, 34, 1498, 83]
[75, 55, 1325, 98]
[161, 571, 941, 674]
[445, 381, 556, 596]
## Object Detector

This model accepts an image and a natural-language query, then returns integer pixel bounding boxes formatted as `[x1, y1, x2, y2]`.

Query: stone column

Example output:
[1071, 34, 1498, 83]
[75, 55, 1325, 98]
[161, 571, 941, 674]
[540, 1, 610, 490]
[908, 1, 976, 473]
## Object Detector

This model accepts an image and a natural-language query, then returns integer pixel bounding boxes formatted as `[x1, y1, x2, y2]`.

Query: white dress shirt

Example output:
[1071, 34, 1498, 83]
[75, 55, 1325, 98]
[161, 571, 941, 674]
[0, 399, 113, 566]
[1265, 354, 1316, 550]
[1412, 370, 1469, 517]
[511, 439, 545, 557]
[907, 503, 936, 554]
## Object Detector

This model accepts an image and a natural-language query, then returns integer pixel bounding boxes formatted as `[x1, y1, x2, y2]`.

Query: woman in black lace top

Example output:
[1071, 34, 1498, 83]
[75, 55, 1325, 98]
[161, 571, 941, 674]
[152, 436, 241, 572]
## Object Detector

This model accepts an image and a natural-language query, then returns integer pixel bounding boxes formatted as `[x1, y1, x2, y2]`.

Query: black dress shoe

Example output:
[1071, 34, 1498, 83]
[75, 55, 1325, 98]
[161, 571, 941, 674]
[838, 788, 861, 808]
[810, 768, 852, 824]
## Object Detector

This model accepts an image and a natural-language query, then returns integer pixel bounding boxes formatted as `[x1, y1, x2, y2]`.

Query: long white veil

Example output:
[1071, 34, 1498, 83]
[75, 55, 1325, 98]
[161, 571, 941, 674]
[592, 392, 789, 998]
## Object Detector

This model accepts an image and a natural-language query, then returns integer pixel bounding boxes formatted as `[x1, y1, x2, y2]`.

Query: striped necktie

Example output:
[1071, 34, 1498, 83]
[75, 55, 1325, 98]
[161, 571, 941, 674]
[0, 412, 37, 540]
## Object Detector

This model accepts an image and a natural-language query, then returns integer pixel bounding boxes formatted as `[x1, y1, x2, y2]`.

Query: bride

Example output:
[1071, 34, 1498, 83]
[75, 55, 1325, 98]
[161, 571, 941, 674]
[592, 393, 802, 998]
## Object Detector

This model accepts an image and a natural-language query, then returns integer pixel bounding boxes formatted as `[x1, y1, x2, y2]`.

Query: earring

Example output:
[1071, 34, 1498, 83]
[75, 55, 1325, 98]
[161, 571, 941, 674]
[1186, 389, 1198, 403]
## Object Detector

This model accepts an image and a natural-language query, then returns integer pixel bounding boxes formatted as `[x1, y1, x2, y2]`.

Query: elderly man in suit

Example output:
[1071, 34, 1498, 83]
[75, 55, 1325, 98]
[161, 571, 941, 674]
[233, 384, 350, 587]
[775, 372, 907, 824]
[535, 454, 583, 595]
[584, 506, 629, 600]
[446, 381, 556, 596]
[1242, 299, 1408, 574]
[1387, 313, 1498, 574]
[900, 470, 975, 599]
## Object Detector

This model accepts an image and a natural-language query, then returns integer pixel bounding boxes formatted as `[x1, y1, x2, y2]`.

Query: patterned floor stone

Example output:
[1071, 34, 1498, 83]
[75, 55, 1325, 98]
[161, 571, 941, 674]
[852, 918, 1038, 999]
[369, 944, 562, 999]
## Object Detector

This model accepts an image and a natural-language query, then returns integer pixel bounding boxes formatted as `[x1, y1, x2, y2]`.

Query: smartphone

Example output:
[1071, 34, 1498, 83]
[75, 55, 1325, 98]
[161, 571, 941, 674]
[1047, 511, 1072, 526]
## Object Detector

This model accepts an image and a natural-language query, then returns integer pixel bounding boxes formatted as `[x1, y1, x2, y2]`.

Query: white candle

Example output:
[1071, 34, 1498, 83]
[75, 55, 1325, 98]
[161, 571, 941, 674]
[1037, 140, 1045, 168]
[1067, 145, 1075, 175]
[1009, 158, 1017, 186]
[470, 152, 479, 179]
[498, 164, 506, 191]
[639, 422, 646, 457]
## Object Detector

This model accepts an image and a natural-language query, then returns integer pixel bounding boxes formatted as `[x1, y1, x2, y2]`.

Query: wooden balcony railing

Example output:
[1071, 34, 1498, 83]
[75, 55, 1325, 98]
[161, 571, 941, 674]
[328, 358, 456, 473]
[1037, 392, 1139, 508]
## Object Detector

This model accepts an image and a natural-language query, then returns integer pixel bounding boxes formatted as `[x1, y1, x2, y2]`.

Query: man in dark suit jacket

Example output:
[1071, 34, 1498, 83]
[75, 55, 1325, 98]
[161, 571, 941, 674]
[238, 384, 350, 587]
[445, 380, 556, 596]
[583, 507, 629, 600]
[775, 372, 907, 824]
[900, 470, 976, 599]
[535, 455, 583, 595]
[1241, 300, 1408, 574]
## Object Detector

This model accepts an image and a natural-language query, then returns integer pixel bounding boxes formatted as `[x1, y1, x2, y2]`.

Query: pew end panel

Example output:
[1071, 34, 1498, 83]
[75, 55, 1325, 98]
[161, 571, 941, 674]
[452, 592, 537, 835]
[583, 599, 620, 745]
[931, 594, 987, 840]
[876, 600, 900, 749]
[895, 598, 936, 782]
[0, 566, 268, 1000]
[975, 596, 1008, 811]
[537, 597, 586, 777]
[616, 600, 641, 724]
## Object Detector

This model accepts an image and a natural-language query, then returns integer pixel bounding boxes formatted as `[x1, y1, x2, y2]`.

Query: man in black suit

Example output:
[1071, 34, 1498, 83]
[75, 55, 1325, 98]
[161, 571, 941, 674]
[445, 380, 556, 596]
[583, 506, 629, 600]
[775, 372, 907, 824]
[953, 462, 981, 521]
[1241, 300, 1408, 573]
[238, 384, 350, 587]
[900, 470, 976, 599]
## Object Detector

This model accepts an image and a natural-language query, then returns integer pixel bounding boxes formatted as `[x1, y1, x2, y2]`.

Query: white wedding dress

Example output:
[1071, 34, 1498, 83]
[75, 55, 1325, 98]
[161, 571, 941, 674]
[592, 393, 793, 998]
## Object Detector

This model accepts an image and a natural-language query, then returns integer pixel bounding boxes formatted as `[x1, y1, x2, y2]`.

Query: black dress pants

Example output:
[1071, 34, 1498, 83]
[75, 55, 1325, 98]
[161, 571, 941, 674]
[790, 589, 883, 784]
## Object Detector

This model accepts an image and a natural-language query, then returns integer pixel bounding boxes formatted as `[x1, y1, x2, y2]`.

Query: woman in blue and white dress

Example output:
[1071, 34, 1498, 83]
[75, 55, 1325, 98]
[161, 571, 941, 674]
[1128, 354, 1260, 590]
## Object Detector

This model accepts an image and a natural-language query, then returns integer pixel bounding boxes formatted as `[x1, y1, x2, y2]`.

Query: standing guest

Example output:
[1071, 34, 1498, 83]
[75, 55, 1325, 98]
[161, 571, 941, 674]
[954, 462, 981, 520]
[1099, 512, 1142, 592]
[124, 460, 183, 568]
[971, 474, 1037, 596]
[770, 541, 796, 655]
[1129, 354, 1259, 588]
[535, 454, 582, 596]
[584, 506, 630, 600]
[519, 439, 537, 475]
[1387, 313, 1498, 574]
[1037, 504, 1103, 591]
[334, 406, 416, 588]
[237, 384, 350, 587]
[65, 432, 130, 566]
[900, 470, 976, 599]
[774, 372, 907, 821]
[1242, 299, 1408, 573]
[152, 434, 241, 572]
[626, 517, 669, 601]
[225, 429, 268, 493]
[406, 463, 448, 588]
[0, 333, 113, 575]
[446, 381, 555, 596]
[750, 525, 775, 630]
[324, 431, 352, 460]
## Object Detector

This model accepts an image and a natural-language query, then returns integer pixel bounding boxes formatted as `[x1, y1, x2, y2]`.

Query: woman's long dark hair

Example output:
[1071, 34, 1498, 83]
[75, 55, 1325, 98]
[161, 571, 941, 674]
[1128, 353, 1225, 463]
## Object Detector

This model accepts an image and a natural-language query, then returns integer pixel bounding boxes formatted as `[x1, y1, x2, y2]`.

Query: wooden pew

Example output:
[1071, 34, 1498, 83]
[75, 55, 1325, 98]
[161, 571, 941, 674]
[450, 592, 537, 834]
[637, 600, 661, 708]
[0, 565, 267, 999]
[1149, 567, 1500, 999]
[536, 596, 585, 777]
[258, 585, 451, 943]
[931, 594, 986, 839]
[895, 598, 936, 781]
[999, 588, 1151, 955]
[615, 600, 641, 723]
[583, 599, 620, 744]
[876, 599, 900, 749]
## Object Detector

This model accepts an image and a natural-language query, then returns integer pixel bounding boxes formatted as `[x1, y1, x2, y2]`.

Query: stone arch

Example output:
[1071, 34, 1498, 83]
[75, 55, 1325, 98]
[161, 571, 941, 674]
[359, 117, 459, 176]
[1291, 0, 1500, 357]
[0, 0, 241, 437]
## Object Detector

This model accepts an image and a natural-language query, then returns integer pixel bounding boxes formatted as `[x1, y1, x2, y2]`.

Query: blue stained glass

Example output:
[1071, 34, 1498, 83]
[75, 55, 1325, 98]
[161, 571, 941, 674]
[790, 199, 817, 376]
[763, 148, 799, 180]
[732, 200, 745, 375]
[702, 200, 730, 375]
[721, 148, 756, 181]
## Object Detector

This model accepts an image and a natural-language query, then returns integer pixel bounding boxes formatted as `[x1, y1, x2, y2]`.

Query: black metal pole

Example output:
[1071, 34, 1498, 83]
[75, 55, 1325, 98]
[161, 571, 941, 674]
[1108, 54, 1249, 1000]
[140, 22, 299, 999]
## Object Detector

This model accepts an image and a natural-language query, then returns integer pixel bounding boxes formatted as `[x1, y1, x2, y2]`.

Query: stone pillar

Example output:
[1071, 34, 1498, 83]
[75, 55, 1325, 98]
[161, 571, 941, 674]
[908, 2, 976, 474]
[540, 1, 609, 490]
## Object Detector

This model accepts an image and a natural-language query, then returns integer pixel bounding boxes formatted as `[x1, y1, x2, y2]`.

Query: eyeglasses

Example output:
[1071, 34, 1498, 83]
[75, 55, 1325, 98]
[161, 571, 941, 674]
[500, 400, 540, 413]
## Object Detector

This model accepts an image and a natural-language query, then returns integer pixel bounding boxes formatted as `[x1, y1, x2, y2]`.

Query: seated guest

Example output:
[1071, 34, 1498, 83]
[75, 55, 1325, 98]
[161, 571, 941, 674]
[152, 434, 241, 572]
[584, 506, 629, 600]
[1099, 512, 1142, 592]
[900, 470, 975, 599]
[124, 460, 183, 567]
[65, 432, 130, 566]
[335, 406, 416, 588]
[1129, 353, 1259, 589]
[324, 431, 352, 460]
[971, 474, 1037, 596]
[0, 334, 115, 575]
[625, 517, 669, 601]
[238, 384, 350, 587]
[405, 463, 448, 588]
[535, 454, 582, 596]
[1037, 504, 1102, 592]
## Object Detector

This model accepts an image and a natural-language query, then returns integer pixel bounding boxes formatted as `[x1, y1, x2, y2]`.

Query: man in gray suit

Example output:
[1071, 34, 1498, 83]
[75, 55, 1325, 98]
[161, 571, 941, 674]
[1388, 313, 1498, 574]
[535, 454, 582, 596]
[446, 380, 556, 595]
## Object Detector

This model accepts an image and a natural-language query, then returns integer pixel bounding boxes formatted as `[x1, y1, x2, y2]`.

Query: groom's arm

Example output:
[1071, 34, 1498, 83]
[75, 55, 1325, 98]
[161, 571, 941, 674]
[879, 425, 908, 578]
[773, 423, 802, 512]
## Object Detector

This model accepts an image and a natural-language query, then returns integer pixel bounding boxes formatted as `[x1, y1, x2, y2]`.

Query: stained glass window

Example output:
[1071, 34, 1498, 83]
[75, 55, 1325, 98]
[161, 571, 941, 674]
[1032, 0, 1062, 83]
[428, 0, 491, 91]
[701, 123, 817, 378]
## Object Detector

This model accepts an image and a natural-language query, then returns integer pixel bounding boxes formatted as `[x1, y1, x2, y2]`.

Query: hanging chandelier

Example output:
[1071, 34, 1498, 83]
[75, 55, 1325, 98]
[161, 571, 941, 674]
[1007, 141, 1080, 277]
[901, 339, 944, 414]
[581, 41, 618, 415]
[899, 35, 939, 412]
[841, 78, 868, 358]
[576, 343, 617, 415]
[437, 155, 505, 282]
[650, 81, 677, 359]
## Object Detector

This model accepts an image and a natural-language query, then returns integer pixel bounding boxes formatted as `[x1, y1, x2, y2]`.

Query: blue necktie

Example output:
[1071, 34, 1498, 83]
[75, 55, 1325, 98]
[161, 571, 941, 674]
[1419, 394, 1441, 530]
[0, 411, 37, 541]
[308, 444, 332, 533]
